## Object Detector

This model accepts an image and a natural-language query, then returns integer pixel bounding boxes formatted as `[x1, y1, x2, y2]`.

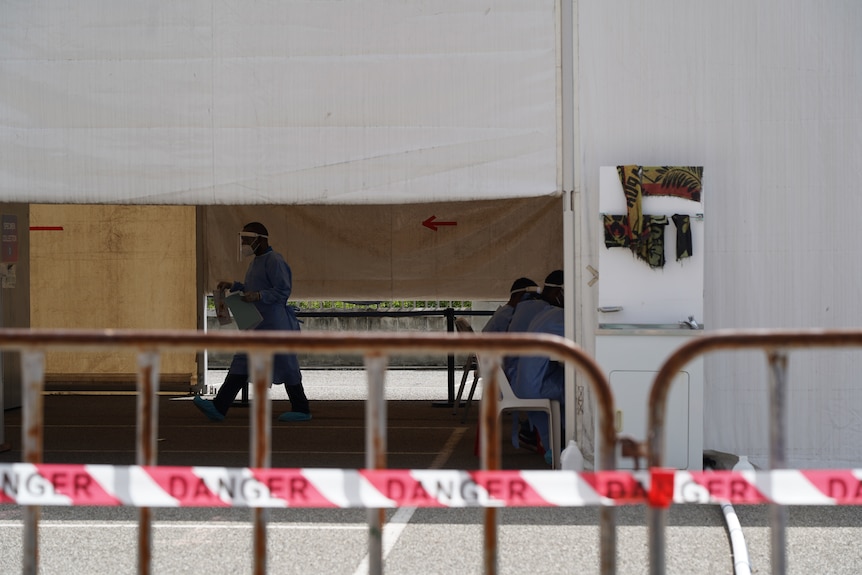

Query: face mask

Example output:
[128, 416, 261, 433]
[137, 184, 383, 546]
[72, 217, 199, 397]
[555, 289, 565, 307]
[544, 284, 564, 307]
[237, 231, 265, 261]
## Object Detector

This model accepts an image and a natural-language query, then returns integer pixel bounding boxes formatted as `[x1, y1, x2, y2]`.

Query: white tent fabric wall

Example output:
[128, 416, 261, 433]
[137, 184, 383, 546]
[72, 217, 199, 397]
[577, 1, 862, 468]
[0, 1, 558, 205]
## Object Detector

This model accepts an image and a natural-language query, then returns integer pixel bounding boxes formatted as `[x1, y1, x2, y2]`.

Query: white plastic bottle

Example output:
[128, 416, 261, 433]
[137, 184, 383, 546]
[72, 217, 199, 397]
[732, 455, 755, 472]
[560, 440, 584, 471]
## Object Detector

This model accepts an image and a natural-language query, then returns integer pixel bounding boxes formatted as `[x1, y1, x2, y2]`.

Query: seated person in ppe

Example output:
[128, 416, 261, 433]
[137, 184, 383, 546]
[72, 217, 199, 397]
[511, 303, 565, 467]
[194, 221, 311, 423]
[481, 277, 539, 334]
[503, 269, 564, 382]
[504, 270, 564, 455]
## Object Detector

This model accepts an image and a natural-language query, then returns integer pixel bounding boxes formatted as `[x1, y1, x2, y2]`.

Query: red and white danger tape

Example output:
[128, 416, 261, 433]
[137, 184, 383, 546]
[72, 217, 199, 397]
[1, 464, 861, 509]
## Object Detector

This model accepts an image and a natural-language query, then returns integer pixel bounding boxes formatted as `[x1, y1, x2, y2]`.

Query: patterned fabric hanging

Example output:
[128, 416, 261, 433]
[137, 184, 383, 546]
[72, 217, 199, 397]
[672, 214, 692, 261]
[643, 215, 668, 268]
[603, 213, 668, 269]
[605, 165, 702, 268]
[641, 166, 703, 201]
[616, 165, 644, 249]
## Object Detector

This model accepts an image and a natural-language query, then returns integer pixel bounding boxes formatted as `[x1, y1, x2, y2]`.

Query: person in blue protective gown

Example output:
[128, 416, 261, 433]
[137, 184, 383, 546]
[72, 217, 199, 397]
[503, 270, 564, 382]
[512, 302, 566, 466]
[500, 270, 563, 457]
[194, 221, 311, 423]
[481, 277, 539, 334]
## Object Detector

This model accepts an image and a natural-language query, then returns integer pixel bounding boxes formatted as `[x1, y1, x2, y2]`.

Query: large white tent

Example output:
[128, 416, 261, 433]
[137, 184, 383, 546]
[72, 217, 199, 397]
[2, 1, 862, 469]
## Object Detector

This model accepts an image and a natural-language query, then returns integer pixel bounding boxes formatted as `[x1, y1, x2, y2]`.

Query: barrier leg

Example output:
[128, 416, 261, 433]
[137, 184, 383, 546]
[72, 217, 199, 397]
[365, 354, 388, 575]
[250, 352, 273, 575]
[768, 350, 789, 575]
[22, 351, 45, 575]
[136, 351, 160, 575]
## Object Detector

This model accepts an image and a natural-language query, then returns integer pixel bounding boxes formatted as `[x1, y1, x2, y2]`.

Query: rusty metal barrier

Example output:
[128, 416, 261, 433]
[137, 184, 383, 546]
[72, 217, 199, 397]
[0, 328, 617, 575]
[646, 328, 862, 575]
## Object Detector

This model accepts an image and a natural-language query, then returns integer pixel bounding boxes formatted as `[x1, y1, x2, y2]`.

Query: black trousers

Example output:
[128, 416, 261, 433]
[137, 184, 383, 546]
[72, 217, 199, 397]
[213, 371, 310, 416]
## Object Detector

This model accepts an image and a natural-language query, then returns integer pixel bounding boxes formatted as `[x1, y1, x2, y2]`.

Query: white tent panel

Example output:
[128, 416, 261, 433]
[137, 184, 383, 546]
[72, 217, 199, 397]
[0, 1, 558, 204]
[578, 0, 862, 468]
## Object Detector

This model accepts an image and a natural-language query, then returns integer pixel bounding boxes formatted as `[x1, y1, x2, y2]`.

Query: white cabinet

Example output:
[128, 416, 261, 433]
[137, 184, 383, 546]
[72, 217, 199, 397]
[596, 332, 703, 470]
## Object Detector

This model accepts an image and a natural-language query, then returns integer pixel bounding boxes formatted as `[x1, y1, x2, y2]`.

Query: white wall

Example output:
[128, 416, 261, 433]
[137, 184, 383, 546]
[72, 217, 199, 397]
[578, 0, 862, 468]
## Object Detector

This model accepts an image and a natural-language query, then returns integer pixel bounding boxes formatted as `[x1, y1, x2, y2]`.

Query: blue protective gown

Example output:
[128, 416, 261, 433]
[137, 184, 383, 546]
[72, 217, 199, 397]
[227, 247, 302, 385]
[503, 297, 551, 382]
[507, 296, 549, 333]
[511, 305, 565, 452]
[482, 304, 514, 333]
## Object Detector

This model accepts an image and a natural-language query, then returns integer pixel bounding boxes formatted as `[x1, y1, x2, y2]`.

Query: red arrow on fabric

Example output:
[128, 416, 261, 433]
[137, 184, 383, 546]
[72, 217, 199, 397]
[422, 216, 457, 231]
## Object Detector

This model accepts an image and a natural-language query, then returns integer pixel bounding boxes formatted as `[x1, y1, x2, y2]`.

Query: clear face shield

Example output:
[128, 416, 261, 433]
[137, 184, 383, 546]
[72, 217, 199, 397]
[237, 231, 267, 261]
[512, 285, 539, 304]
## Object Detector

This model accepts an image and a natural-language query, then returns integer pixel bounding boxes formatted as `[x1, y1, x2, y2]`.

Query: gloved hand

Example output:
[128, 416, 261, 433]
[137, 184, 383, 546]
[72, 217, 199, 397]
[241, 291, 261, 303]
[217, 281, 233, 291]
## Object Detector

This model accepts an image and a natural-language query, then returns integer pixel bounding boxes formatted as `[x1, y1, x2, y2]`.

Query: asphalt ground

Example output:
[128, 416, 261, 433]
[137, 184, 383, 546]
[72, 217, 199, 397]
[0, 369, 861, 574]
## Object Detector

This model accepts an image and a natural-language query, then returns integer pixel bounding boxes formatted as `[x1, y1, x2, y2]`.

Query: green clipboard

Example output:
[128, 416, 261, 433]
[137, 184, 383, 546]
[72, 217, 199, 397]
[225, 293, 263, 330]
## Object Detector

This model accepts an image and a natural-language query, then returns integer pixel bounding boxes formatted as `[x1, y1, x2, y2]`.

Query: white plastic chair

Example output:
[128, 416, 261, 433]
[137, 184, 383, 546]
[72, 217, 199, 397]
[477, 357, 562, 470]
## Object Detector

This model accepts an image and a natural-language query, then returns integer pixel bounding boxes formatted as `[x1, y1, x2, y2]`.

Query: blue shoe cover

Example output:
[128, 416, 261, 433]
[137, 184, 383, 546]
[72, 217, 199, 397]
[278, 411, 312, 422]
[544, 450, 553, 467]
[193, 396, 225, 421]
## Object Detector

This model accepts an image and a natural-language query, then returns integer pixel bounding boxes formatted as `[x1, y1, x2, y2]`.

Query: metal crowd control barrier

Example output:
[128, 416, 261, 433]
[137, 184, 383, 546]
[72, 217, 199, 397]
[647, 328, 862, 575]
[0, 328, 616, 575]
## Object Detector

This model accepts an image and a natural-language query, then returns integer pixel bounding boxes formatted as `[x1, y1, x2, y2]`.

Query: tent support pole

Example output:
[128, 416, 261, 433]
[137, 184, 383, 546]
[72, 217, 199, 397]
[560, 0, 580, 446]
